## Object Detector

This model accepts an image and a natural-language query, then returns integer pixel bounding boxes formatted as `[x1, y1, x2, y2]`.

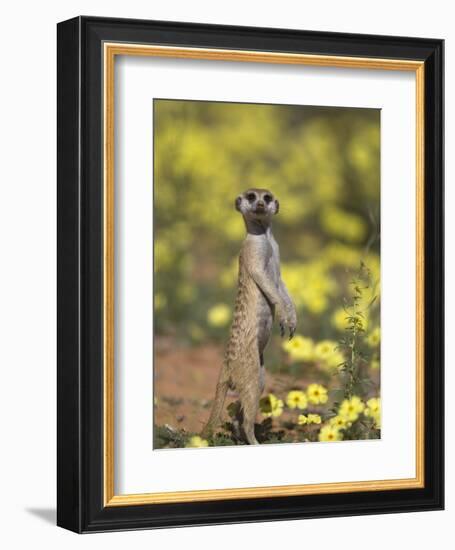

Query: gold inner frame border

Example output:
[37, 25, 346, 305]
[103, 42, 425, 506]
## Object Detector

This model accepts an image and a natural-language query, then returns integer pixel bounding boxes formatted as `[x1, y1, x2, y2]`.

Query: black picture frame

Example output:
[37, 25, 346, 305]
[57, 16, 444, 533]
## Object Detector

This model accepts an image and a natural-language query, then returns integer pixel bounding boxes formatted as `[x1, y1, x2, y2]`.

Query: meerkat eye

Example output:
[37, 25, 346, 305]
[263, 194, 272, 204]
[246, 193, 256, 202]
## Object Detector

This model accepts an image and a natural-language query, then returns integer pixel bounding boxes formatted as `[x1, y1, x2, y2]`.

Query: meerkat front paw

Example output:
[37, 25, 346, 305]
[279, 319, 296, 340]
[288, 308, 297, 340]
[288, 323, 296, 340]
[277, 306, 297, 340]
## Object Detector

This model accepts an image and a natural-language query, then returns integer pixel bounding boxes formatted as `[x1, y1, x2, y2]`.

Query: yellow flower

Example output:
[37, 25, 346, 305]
[331, 308, 350, 331]
[260, 393, 284, 418]
[281, 261, 335, 314]
[326, 350, 345, 370]
[320, 205, 367, 243]
[370, 357, 380, 370]
[282, 335, 314, 362]
[364, 397, 381, 428]
[338, 396, 365, 422]
[286, 390, 308, 410]
[332, 306, 369, 332]
[297, 414, 308, 425]
[366, 326, 381, 347]
[324, 242, 362, 268]
[307, 384, 328, 405]
[314, 340, 337, 361]
[365, 397, 380, 415]
[314, 340, 344, 371]
[207, 303, 231, 327]
[307, 413, 322, 424]
[329, 415, 351, 430]
[186, 436, 209, 448]
[319, 425, 343, 442]
[306, 293, 328, 314]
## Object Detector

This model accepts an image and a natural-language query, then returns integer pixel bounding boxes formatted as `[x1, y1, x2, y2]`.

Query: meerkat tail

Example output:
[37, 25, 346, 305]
[201, 368, 229, 439]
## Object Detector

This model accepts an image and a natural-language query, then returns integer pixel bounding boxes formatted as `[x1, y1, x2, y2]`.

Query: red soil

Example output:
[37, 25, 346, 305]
[153, 337, 310, 433]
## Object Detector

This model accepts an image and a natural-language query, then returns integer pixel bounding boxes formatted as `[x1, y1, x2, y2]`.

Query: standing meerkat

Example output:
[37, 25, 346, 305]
[201, 188, 297, 445]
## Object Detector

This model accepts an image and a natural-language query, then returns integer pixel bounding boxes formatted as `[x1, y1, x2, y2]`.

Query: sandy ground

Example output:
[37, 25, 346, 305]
[153, 337, 307, 434]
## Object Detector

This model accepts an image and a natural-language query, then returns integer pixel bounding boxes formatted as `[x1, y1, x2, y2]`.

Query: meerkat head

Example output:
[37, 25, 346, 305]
[235, 188, 279, 220]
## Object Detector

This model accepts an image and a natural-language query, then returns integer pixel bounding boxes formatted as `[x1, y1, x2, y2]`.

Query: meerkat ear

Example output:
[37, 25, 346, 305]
[235, 196, 242, 211]
[274, 199, 280, 214]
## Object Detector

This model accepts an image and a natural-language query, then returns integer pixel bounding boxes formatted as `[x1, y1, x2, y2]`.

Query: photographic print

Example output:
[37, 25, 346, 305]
[58, 18, 444, 531]
[153, 99, 381, 449]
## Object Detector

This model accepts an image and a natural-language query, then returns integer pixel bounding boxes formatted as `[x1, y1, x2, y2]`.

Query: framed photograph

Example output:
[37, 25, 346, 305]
[57, 16, 444, 532]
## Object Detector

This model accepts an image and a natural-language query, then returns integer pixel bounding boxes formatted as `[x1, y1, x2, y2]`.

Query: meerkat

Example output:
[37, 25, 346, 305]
[201, 188, 297, 445]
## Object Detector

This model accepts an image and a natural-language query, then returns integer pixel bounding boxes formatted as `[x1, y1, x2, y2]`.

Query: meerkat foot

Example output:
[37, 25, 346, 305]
[242, 415, 260, 445]
[200, 425, 212, 440]
[244, 427, 259, 446]
[231, 418, 242, 441]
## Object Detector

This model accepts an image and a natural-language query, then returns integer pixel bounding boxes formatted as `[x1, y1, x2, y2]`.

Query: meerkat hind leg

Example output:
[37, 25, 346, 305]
[236, 347, 263, 445]
[201, 365, 229, 439]
[231, 409, 243, 442]
[239, 386, 261, 445]
[240, 376, 261, 445]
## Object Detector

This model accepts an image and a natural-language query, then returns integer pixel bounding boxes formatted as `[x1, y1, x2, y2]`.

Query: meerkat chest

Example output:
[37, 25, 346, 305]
[240, 232, 280, 288]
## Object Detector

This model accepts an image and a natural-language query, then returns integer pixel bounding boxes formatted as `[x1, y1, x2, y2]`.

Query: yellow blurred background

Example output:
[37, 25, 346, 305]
[153, 99, 381, 446]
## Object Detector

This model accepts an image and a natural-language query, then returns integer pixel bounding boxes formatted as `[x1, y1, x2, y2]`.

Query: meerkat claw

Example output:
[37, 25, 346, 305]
[280, 323, 285, 338]
[289, 327, 295, 340]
